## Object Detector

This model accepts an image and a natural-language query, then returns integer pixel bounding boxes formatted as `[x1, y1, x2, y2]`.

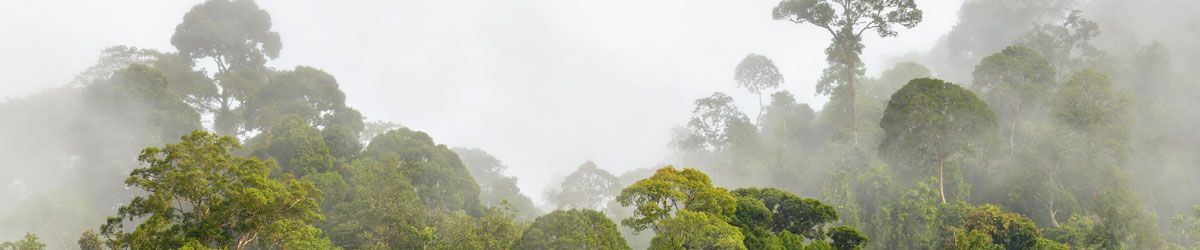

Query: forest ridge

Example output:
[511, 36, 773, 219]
[1, 0, 1199, 249]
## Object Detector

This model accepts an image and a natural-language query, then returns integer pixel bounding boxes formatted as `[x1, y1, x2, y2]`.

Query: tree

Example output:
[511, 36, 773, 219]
[829, 226, 867, 250]
[0, 233, 45, 250]
[734, 53, 784, 122]
[879, 78, 998, 204]
[972, 46, 1056, 152]
[432, 206, 525, 250]
[98, 130, 329, 249]
[249, 115, 336, 176]
[1017, 10, 1100, 79]
[731, 188, 838, 239]
[616, 166, 738, 232]
[549, 161, 621, 210]
[323, 154, 431, 249]
[773, 0, 923, 144]
[242, 66, 357, 132]
[676, 92, 752, 153]
[364, 128, 482, 214]
[1051, 70, 1130, 134]
[649, 210, 747, 250]
[453, 147, 542, 220]
[950, 204, 1047, 250]
[84, 64, 203, 143]
[78, 230, 102, 250]
[759, 91, 819, 155]
[513, 209, 630, 250]
[171, 0, 282, 135]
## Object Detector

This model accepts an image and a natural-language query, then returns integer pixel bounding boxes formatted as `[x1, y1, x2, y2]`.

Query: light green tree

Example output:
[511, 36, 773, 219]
[0, 233, 46, 250]
[98, 130, 330, 249]
[649, 210, 747, 250]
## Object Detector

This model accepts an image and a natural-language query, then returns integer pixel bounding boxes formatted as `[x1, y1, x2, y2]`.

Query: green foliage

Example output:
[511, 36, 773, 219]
[549, 161, 620, 210]
[0, 233, 46, 250]
[98, 130, 329, 249]
[649, 210, 747, 250]
[513, 209, 629, 250]
[616, 166, 737, 232]
[364, 128, 482, 214]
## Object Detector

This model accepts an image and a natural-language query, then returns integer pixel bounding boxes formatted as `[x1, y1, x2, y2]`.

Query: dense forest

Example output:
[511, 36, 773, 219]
[1, 0, 1199, 249]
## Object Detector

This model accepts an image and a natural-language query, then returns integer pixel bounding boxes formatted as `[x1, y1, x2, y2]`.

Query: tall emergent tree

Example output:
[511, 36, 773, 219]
[773, 0, 923, 144]
[172, 0, 282, 136]
[972, 46, 1056, 153]
[99, 130, 331, 249]
[879, 78, 997, 204]
[734, 53, 784, 122]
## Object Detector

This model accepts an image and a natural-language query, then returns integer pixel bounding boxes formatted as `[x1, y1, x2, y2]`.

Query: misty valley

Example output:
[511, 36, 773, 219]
[1, 0, 1199, 249]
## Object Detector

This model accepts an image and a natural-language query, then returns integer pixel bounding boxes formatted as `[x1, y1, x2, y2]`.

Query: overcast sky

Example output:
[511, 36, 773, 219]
[0, 0, 965, 205]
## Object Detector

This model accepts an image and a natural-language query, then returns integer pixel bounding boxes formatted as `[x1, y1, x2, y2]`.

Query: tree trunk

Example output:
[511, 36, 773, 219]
[938, 155, 947, 204]
[1009, 101, 1021, 154]
[849, 69, 859, 145]
[757, 92, 764, 126]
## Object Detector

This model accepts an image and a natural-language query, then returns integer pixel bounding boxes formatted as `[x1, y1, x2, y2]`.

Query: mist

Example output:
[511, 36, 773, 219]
[1, 0, 1197, 249]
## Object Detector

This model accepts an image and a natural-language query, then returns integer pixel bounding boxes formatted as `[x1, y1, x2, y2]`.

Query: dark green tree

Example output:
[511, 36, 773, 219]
[732, 188, 838, 239]
[829, 226, 867, 250]
[879, 78, 998, 204]
[364, 128, 482, 214]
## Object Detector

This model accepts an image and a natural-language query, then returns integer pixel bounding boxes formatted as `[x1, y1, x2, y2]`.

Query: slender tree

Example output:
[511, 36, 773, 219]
[734, 53, 784, 123]
[773, 0, 922, 144]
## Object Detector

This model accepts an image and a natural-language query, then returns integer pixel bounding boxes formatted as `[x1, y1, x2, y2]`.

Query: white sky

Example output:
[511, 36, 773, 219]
[0, 0, 964, 205]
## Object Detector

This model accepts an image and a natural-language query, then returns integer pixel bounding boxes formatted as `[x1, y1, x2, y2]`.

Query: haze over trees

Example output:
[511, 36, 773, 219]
[2, 0, 1199, 249]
